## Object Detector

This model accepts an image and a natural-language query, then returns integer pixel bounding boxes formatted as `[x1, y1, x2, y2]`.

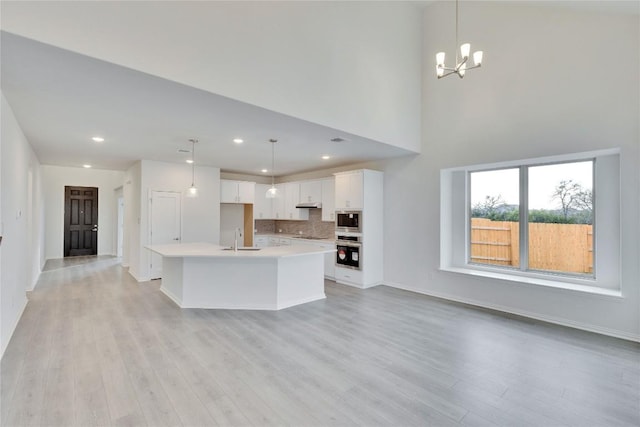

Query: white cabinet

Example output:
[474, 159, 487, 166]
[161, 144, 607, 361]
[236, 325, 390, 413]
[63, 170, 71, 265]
[267, 237, 290, 246]
[254, 236, 269, 248]
[290, 239, 335, 279]
[333, 169, 384, 289]
[334, 171, 363, 210]
[299, 180, 322, 204]
[272, 184, 287, 219]
[283, 183, 308, 220]
[321, 178, 335, 222]
[321, 243, 336, 280]
[253, 184, 273, 219]
[221, 180, 255, 204]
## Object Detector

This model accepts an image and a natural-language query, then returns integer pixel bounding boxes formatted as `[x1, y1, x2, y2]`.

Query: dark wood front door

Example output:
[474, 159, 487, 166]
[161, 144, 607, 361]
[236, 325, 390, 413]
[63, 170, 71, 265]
[64, 186, 98, 257]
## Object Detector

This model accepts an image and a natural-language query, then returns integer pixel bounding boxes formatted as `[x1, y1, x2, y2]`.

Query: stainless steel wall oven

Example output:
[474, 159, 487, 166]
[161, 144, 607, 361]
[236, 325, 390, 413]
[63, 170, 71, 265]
[336, 235, 361, 270]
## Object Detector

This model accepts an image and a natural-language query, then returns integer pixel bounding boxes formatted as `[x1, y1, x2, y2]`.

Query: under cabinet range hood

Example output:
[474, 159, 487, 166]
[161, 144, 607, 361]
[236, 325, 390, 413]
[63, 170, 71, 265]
[295, 202, 322, 209]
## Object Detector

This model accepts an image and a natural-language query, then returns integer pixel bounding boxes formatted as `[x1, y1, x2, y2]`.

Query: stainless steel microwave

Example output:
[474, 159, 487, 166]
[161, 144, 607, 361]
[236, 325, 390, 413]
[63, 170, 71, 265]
[335, 211, 362, 233]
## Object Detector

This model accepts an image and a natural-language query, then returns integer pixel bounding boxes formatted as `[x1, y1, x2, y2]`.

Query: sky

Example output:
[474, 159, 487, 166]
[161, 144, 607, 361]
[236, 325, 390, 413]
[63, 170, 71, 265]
[470, 161, 593, 210]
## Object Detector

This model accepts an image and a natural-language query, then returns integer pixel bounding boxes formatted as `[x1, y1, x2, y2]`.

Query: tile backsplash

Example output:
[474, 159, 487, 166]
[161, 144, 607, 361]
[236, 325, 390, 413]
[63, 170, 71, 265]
[255, 209, 335, 238]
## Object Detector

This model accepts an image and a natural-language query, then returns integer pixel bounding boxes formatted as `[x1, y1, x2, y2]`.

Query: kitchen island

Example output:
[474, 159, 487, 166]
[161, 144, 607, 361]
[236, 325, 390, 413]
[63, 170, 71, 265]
[146, 242, 334, 310]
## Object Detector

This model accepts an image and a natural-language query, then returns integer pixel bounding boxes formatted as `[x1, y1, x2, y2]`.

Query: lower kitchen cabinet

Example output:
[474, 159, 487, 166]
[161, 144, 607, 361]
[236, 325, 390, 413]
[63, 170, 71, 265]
[334, 266, 363, 287]
[323, 245, 335, 280]
[259, 236, 334, 279]
[254, 236, 269, 248]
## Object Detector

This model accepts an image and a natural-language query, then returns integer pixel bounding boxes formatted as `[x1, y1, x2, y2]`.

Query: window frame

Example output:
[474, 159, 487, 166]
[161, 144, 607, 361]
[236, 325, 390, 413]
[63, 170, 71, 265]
[440, 148, 621, 295]
[466, 160, 596, 279]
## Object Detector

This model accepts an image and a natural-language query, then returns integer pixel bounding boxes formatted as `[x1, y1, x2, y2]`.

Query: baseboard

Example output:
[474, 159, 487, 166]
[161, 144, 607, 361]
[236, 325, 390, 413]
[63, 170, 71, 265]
[277, 293, 326, 310]
[159, 286, 182, 307]
[1, 297, 29, 359]
[335, 280, 381, 289]
[384, 281, 640, 343]
[128, 269, 150, 283]
[27, 269, 41, 292]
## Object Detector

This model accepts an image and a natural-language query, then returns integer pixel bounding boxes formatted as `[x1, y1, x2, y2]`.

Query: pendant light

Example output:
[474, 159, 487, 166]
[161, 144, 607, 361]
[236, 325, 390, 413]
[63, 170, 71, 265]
[186, 138, 198, 198]
[436, 0, 483, 79]
[265, 139, 278, 198]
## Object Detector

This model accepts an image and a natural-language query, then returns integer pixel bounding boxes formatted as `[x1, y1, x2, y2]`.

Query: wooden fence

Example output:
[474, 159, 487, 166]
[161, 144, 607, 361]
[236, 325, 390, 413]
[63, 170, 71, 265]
[470, 218, 593, 274]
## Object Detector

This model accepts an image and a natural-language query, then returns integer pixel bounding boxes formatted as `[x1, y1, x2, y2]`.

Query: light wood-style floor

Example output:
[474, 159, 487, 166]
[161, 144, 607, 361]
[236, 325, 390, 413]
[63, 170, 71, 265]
[2, 256, 639, 426]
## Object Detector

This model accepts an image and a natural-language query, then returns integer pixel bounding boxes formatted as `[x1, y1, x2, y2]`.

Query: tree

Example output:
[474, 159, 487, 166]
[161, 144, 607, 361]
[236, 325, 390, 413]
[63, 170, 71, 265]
[573, 188, 593, 212]
[551, 180, 582, 220]
[472, 195, 505, 218]
[550, 180, 593, 224]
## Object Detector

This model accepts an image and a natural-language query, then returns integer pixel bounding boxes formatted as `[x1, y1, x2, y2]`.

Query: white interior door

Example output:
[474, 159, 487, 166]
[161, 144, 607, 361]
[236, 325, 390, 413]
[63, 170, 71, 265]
[150, 191, 181, 279]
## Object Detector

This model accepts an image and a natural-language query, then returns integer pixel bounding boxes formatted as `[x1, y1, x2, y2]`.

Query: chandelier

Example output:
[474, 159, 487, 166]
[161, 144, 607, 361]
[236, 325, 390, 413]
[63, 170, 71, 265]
[436, 0, 483, 79]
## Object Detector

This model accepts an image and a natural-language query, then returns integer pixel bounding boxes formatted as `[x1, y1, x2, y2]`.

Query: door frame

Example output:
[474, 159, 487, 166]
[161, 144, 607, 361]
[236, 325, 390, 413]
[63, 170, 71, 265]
[148, 190, 182, 279]
[64, 186, 99, 257]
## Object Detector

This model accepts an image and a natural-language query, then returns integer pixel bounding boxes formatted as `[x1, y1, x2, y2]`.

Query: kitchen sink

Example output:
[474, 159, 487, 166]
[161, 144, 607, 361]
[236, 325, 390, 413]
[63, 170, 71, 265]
[221, 247, 262, 251]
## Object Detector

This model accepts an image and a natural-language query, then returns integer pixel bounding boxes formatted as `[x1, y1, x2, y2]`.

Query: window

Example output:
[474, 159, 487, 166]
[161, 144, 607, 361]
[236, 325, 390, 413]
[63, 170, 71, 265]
[470, 168, 520, 269]
[469, 161, 593, 277]
[441, 149, 620, 294]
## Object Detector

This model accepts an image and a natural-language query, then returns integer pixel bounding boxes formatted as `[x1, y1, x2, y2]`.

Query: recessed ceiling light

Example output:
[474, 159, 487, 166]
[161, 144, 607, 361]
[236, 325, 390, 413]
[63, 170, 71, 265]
[92, 136, 104, 142]
[233, 138, 244, 144]
[321, 155, 331, 160]
[330, 137, 348, 143]
[261, 169, 268, 173]
[186, 159, 194, 164]
[83, 164, 92, 168]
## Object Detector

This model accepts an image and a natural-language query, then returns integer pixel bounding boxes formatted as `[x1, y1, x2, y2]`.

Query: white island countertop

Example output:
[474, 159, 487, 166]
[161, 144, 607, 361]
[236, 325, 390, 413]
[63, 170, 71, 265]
[146, 242, 334, 258]
[147, 242, 332, 310]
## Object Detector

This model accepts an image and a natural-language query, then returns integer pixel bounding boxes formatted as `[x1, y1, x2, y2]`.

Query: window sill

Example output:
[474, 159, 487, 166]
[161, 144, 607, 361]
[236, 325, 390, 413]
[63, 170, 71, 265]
[440, 266, 622, 298]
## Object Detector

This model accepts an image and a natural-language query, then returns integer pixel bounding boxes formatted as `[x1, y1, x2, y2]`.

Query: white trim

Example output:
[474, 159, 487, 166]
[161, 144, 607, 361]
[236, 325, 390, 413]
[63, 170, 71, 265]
[439, 265, 624, 298]
[440, 266, 621, 297]
[442, 150, 621, 291]
[1, 297, 29, 359]
[383, 280, 639, 343]
[443, 147, 620, 173]
[335, 279, 382, 289]
[159, 285, 182, 307]
[276, 294, 326, 310]
[27, 269, 41, 292]
[162, 293, 325, 311]
[128, 269, 150, 283]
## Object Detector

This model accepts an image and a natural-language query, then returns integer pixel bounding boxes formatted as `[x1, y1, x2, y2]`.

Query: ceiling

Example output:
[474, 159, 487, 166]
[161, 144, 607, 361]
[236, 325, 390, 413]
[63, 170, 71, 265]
[1, 31, 415, 176]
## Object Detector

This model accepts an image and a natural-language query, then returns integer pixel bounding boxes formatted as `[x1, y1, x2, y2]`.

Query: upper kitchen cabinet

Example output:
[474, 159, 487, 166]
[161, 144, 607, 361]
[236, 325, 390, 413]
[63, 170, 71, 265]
[321, 178, 335, 222]
[299, 180, 322, 204]
[221, 180, 255, 204]
[254, 183, 273, 219]
[284, 182, 309, 220]
[272, 183, 287, 219]
[334, 171, 364, 210]
[334, 169, 383, 212]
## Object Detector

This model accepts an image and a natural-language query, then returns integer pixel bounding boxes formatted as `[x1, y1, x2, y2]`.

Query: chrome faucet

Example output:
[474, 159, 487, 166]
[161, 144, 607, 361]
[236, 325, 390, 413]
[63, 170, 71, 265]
[233, 227, 241, 252]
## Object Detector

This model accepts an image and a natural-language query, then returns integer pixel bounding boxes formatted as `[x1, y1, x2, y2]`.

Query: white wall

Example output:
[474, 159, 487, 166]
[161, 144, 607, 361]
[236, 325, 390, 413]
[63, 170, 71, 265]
[123, 162, 141, 273]
[41, 165, 125, 260]
[1, 1, 422, 152]
[1, 92, 43, 356]
[379, 2, 639, 340]
[128, 160, 220, 282]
